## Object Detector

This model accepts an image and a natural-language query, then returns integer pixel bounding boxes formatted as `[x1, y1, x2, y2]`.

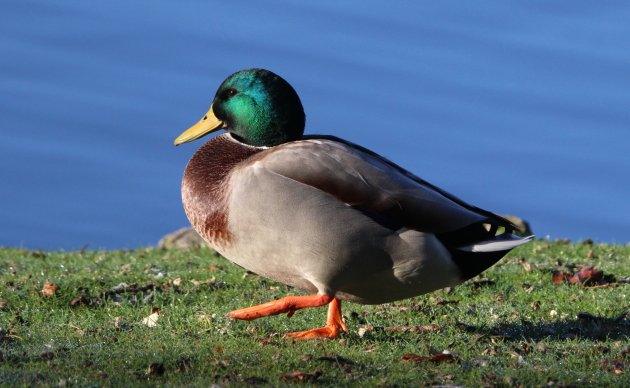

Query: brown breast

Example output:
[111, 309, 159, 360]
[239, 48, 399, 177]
[181, 134, 265, 249]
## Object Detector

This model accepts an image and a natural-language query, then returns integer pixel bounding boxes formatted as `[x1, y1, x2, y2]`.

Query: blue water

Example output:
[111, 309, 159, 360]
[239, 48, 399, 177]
[1, 1, 629, 250]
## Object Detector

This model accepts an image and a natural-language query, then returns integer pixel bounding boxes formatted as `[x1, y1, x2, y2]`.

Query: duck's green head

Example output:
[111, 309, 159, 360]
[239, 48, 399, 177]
[174, 69, 305, 147]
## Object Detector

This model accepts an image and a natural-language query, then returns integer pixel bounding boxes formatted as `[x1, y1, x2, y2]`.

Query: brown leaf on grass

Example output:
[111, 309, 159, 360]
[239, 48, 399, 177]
[41, 281, 59, 297]
[602, 359, 626, 375]
[145, 363, 165, 377]
[569, 265, 604, 285]
[552, 265, 605, 286]
[519, 259, 534, 272]
[70, 296, 89, 307]
[281, 370, 322, 382]
[402, 352, 455, 363]
[385, 324, 441, 333]
[552, 270, 567, 285]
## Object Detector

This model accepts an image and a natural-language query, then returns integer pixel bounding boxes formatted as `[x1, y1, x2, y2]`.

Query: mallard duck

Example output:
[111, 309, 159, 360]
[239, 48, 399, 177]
[174, 69, 532, 339]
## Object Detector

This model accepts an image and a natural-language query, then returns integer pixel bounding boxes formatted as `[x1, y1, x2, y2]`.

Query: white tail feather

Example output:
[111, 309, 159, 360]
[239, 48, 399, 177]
[458, 235, 534, 253]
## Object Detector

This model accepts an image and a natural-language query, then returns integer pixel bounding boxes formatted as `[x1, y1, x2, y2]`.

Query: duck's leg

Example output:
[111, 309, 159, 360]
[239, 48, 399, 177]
[285, 297, 348, 339]
[226, 294, 334, 320]
[227, 294, 347, 339]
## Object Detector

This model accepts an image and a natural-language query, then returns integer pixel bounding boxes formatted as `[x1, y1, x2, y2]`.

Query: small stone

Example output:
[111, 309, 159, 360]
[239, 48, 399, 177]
[158, 227, 209, 249]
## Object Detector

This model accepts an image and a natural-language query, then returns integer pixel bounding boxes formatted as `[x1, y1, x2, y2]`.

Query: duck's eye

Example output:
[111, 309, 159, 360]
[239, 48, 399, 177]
[223, 88, 238, 99]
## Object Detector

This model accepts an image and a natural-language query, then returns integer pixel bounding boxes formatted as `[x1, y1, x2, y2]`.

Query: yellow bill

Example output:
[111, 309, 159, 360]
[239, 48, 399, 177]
[174, 104, 225, 146]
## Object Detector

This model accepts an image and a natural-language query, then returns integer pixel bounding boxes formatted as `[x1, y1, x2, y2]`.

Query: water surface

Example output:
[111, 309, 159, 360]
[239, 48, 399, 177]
[1, 1, 629, 249]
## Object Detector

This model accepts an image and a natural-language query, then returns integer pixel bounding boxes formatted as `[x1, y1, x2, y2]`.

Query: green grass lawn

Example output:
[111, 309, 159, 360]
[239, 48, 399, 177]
[0, 241, 628, 386]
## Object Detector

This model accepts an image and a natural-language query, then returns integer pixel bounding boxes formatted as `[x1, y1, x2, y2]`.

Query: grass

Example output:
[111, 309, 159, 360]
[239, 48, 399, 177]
[0, 241, 628, 386]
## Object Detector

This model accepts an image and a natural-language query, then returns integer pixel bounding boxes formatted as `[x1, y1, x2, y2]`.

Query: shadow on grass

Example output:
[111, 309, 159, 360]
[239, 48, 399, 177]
[462, 312, 629, 341]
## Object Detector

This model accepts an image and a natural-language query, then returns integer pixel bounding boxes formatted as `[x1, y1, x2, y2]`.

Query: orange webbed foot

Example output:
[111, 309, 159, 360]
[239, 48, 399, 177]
[285, 298, 348, 340]
[286, 325, 342, 339]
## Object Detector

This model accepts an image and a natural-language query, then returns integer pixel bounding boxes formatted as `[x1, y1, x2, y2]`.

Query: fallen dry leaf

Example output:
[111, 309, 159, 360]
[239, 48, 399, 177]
[281, 370, 322, 382]
[552, 265, 605, 286]
[552, 270, 567, 285]
[570, 265, 604, 285]
[402, 351, 455, 363]
[41, 281, 60, 297]
[142, 308, 160, 327]
[602, 358, 626, 375]
[70, 296, 89, 307]
[145, 363, 165, 377]
[519, 259, 533, 272]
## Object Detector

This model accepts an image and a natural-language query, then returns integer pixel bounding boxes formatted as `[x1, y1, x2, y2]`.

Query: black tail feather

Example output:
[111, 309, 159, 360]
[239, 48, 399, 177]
[437, 221, 526, 280]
